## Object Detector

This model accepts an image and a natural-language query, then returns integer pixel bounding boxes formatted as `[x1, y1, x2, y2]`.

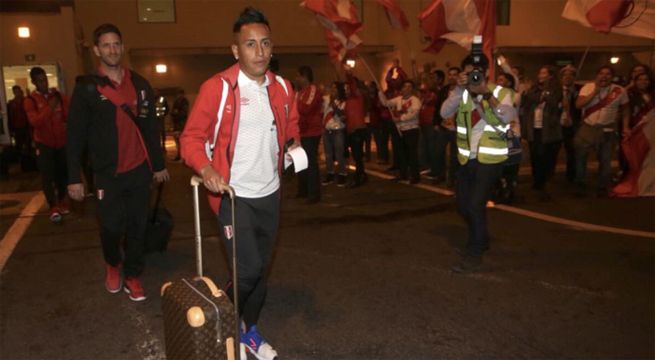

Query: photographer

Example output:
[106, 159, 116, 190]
[440, 47, 516, 274]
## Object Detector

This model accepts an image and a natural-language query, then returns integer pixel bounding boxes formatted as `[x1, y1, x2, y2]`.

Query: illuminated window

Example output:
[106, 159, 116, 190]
[155, 64, 167, 73]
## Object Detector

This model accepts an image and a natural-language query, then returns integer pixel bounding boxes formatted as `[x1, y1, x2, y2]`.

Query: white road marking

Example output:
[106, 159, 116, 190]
[494, 204, 655, 239]
[361, 167, 655, 239]
[0, 192, 45, 272]
[0, 191, 41, 214]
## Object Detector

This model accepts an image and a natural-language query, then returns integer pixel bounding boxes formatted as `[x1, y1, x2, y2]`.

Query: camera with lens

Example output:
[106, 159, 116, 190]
[467, 35, 485, 86]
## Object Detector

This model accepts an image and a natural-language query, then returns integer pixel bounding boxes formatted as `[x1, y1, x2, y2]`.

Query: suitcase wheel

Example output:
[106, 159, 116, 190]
[186, 306, 206, 327]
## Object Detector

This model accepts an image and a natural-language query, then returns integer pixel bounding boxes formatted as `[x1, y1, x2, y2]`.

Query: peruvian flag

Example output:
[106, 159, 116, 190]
[418, 0, 496, 62]
[376, 0, 410, 31]
[301, 0, 363, 62]
[612, 110, 655, 197]
[562, 0, 655, 39]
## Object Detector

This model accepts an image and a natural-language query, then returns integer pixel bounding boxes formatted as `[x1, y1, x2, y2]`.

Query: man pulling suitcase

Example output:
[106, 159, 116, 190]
[180, 7, 301, 360]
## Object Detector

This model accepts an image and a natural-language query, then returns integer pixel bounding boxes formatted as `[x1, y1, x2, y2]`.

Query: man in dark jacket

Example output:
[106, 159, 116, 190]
[67, 23, 169, 302]
[559, 65, 582, 183]
[520, 65, 563, 200]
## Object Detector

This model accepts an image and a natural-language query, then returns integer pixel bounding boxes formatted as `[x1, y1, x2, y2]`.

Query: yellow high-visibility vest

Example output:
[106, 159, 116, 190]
[455, 85, 514, 165]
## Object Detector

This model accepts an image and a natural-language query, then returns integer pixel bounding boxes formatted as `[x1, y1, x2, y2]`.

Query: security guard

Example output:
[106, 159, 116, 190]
[440, 54, 516, 273]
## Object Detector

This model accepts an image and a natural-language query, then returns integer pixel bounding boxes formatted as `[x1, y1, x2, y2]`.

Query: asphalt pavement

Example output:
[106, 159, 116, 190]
[0, 151, 653, 360]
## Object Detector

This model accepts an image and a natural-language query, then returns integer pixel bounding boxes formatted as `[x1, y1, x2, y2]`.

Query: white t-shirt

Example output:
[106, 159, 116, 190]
[579, 83, 628, 129]
[230, 71, 280, 198]
[383, 95, 422, 131]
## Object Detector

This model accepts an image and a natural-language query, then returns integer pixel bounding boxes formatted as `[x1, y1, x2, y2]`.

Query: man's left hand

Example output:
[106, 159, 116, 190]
[153, 169, 170, 183]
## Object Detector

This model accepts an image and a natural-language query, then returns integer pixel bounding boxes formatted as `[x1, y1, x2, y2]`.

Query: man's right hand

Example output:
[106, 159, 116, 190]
[68, 183, 85, 202]
[457, 72, 468, 87]
[200, 165, 230, 194]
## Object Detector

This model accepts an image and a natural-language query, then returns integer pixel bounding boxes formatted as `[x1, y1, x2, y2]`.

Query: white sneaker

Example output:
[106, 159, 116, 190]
[240, 342, 247, 360]
[241, 325, 278, 360]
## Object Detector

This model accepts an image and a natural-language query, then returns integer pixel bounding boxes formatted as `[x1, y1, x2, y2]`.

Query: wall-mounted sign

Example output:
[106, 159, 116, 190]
[138, 0, 175, 23]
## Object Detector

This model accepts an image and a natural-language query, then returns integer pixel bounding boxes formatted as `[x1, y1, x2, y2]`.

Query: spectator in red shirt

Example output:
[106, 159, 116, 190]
[385, 58, 408, 93]
[367, 81, 389, 164]
[296, 65, 323, 203]
[344, 69, 368, 187]
[418, 72, 439, 180]
[23, 67, 69, 222]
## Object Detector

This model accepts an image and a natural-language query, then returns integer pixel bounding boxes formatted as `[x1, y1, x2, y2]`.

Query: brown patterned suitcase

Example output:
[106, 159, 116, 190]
[161, 176, 241, 360]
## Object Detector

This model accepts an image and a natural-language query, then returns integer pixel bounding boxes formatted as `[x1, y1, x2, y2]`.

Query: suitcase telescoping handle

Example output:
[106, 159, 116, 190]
[190, 175, 241, 360]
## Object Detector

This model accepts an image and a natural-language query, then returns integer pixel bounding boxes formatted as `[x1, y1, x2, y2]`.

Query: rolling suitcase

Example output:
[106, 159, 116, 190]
[161, 176, 241, 360]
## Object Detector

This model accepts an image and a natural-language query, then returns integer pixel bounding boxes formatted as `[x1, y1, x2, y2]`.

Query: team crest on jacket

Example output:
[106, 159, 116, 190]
[223, 225, 233, 240]
[225, 104, 232, 113]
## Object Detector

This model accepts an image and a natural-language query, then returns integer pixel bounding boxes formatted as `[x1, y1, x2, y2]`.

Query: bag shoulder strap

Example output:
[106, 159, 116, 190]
[93, 75, 139, 122]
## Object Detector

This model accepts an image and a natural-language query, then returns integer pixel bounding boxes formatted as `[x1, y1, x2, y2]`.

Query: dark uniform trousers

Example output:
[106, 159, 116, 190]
[456, 159, 503, 257]
[96, 161, 151, 277]
[218, 190, 280, 328]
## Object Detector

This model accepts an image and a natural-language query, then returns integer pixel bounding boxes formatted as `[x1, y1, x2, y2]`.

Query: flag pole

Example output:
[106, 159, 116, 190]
[577, 45, 591, 78]
[357, 54, 382, 90]
[357, 53, 403, 137]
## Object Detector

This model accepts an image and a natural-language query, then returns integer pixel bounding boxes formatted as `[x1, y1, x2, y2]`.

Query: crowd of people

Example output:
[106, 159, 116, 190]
[291, 57, 654, 205]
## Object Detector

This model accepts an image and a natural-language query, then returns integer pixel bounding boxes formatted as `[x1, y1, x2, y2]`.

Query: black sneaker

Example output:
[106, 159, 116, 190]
[321, 173, 335, 185]
[336, 174, 347, 187]
[451, 255, 482, 274]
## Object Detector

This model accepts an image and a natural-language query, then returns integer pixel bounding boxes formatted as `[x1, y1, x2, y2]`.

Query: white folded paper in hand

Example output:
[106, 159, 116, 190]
[284, 146, 308, 173]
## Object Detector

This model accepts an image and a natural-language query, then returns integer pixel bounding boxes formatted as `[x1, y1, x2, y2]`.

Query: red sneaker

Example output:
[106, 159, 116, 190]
[57, 199, 70, 215]
[105, 263, 122, 293]
[124, 277, 147, 302]
[49, 207, 62, 223]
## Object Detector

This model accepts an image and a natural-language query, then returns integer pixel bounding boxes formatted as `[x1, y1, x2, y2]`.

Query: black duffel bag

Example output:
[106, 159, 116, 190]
[145, 183, 173, 253]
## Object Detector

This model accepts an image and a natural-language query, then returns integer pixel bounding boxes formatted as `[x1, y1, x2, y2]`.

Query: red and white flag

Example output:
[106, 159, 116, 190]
[376, 0, 410, 31]
[562, 0, 655, 39]
[418, 0, 496, 62]
[612, 109, 655, 197]
[301, 0, 363, 62]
